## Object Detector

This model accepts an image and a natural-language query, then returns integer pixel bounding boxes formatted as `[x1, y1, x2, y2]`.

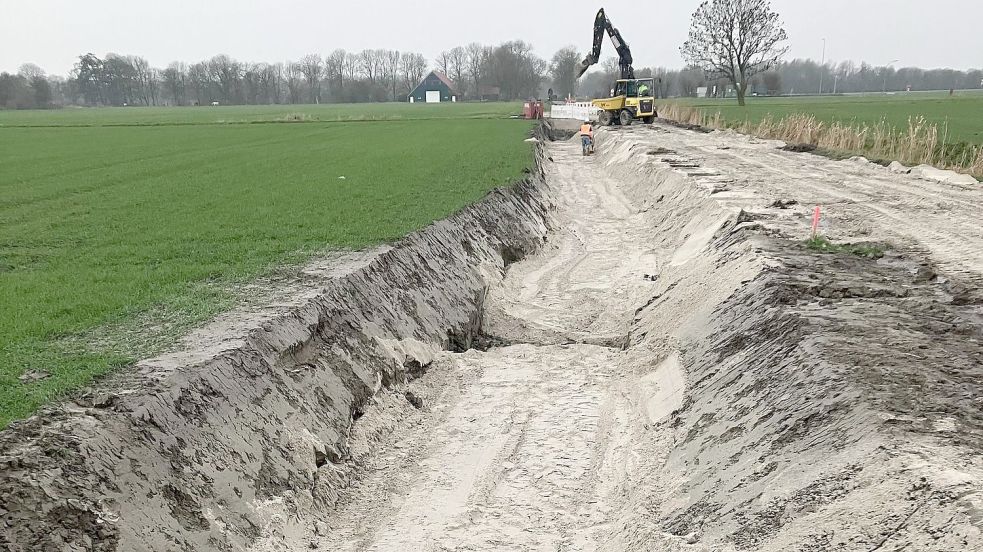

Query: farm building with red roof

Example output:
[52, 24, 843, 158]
[409, 71, 460, 103]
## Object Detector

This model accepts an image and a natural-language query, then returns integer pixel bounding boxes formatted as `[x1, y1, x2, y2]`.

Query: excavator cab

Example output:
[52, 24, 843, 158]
[593, 78, 657, 126]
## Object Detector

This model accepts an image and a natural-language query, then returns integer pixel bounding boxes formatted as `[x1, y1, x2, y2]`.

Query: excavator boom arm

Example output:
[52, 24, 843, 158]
[576, 8, 634, 79]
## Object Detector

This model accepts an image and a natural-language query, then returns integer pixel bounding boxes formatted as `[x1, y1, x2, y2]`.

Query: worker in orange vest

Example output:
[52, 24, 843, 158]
[580, 121, 594, 156]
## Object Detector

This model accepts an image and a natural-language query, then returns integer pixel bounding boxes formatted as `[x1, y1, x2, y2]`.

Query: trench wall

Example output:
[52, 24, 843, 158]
[0, 146, 556, 551]
[596, 128, 983, 551]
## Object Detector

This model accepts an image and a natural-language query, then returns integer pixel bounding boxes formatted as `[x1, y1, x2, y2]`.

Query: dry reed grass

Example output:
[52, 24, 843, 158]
[659, 103, 983, 179]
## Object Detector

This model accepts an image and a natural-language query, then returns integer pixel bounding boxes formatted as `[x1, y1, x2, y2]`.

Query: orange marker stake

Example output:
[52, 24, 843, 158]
[811, 205, 822, 237]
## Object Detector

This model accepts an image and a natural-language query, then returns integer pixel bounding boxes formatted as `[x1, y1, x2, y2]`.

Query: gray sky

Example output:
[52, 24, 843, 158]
[1, 0, 980, 76]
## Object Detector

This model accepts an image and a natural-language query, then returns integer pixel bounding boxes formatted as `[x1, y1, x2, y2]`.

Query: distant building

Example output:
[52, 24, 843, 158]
[408, 71, 459, 103]
[477, 85, 501, 102]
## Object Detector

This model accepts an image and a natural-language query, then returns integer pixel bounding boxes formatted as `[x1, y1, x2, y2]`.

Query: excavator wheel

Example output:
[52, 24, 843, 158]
[619, 109, 633, 126]
[642, 116, 655, 124]
[598, 110, 614, 126]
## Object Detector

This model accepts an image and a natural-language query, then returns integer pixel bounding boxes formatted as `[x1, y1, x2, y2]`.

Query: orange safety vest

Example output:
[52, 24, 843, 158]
[580, 123, 593, 138]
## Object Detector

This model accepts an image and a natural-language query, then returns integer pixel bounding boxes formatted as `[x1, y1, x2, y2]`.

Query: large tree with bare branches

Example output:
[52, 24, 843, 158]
[549, 46, 580, 99]
[400, 52, 427, 97]
[465, 43, 488, 100]
[381, 50, 401, 101]
[681, 0, 788, 106]
[297, 54, 323, 103]
[448, 47, 467, 96]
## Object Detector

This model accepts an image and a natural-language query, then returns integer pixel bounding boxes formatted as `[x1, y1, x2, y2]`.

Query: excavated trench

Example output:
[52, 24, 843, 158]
[2, 122, 983, 552]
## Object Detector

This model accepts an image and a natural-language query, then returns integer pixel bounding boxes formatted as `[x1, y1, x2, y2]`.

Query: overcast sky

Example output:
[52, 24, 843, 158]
[1, 0, 980, 76]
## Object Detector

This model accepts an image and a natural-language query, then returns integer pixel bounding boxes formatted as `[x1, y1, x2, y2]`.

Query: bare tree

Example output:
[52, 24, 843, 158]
[579, 56, 619, 99]
[18, 63, 46, 80]
[30, 75, 53, 107]
[484, 41, 544, 101]
[400, 52, 427, 97]
[761, 70, 782, 95]
[343, 52, 360, 84]
[465, 43, 487, 100]
[268, 63, 285, 104]
[448, 47, 467, 97]
[681, 0, 788, 106]
[103, 54, 138, 106]
[409, 54, 427, 90]
[437, 51, 451, 76]
[676, 66, 707, 97]
[242, 63, 269, 104]
[298, 54, 323, 103]
[147, 68, 161, 105]
[359, 50, 381, 85]
[187, 62, 209, 105]
[129, 56, 159, 105]
[207, 54, 243, 104]
[162, 62, 187, 105]
[325, 50, 346, 97]
[549, 46, 580, 99]
[648, 67, 671, 98]
[380, 50, 401, 101]
[286, 62, 304, 104]
[16, 63, 52, 107]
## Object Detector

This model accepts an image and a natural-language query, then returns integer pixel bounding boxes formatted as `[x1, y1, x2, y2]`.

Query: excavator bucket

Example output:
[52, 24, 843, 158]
[576, 56, 594, 79]
[576, 9, 607, 78]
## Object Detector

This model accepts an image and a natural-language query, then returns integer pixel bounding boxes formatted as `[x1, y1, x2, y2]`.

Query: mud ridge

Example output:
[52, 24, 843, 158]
[0, 145, 556, 551]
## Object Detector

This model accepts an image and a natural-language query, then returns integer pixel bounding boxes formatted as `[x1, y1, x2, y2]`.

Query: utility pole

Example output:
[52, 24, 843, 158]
[819, 38, 826, 95]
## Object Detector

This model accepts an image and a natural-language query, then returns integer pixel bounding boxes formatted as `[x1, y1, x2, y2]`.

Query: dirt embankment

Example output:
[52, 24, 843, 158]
[295, 125, 982, 551]
[3, 122, 982, 552]
[0, 145, 555, 551]
[588, 128, 983, 550]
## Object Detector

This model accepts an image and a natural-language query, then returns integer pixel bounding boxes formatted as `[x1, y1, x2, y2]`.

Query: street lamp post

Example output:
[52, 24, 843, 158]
[819, 38, 826, 95]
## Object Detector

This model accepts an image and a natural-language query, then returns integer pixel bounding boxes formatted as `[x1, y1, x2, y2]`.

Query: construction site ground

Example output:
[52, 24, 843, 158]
[2, 121, 981, 552]
[263, 123, 983, 551]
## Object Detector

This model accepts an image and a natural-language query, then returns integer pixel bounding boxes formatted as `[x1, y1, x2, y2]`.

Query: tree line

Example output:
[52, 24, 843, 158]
[0, 64, 59, 110]
[0, 40, 553, 109]
[576, 60, 983, 101]
[759, 60, 983, 96]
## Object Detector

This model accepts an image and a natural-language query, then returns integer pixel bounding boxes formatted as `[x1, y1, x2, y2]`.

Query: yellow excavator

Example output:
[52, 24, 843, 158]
[576, 8, 657, 126]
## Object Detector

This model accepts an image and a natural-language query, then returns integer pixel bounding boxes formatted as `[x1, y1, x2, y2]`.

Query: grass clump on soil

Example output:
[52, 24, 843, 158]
[805, 236, 887, 259]
[659, 93, 983, 178]
[0, 111, 534, 426]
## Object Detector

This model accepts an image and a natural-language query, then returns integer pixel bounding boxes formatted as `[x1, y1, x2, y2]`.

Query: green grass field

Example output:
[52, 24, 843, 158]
[0, 103, 533, 426]
[0, 102, 523, 127]
[672, 91, 983, 144]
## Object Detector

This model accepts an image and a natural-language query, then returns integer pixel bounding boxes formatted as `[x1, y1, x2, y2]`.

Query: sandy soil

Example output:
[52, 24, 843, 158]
[3, 122, 981, 552]
[261, 124, 983, 551]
